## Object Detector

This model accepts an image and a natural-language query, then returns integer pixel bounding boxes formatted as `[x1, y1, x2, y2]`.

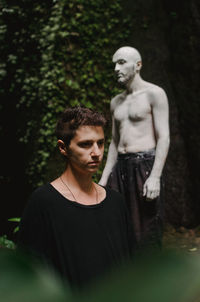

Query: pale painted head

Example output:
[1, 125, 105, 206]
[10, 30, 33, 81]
[112, 46, 142, 84]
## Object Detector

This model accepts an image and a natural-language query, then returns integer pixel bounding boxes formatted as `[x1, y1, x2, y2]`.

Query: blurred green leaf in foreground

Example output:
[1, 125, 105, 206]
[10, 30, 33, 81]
[1, 249, 200, 302]
[76, 250, 200, 302]
[0, 249, 71, 302]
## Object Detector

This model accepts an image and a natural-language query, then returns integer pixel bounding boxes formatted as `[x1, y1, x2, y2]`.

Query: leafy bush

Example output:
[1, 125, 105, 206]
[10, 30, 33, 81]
[0, 235, 16, 250]
[1, 0, 131, 189]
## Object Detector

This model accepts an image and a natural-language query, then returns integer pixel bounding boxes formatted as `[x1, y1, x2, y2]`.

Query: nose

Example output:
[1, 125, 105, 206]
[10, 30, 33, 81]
[115, 63, 119, 73]
[91, 143, 101, 157]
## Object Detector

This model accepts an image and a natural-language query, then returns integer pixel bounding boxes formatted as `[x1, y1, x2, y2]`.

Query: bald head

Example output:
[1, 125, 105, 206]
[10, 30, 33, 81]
[113, 46, 142, 64]
[112, 46, 142, 85]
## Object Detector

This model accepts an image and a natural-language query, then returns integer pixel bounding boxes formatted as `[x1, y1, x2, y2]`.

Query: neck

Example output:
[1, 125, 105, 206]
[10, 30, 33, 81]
[62, 165, 93, 192]
[126, 72, 144, 94]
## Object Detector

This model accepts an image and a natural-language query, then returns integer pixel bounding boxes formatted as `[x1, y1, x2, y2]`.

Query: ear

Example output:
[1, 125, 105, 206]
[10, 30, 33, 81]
[136, 61, 142, 72]
[57, 140, 67, 156]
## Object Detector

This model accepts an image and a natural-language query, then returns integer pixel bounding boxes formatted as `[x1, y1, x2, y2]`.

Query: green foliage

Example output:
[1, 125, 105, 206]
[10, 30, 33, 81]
[1, 0, 132, 188]
[0, 235, 16, 249]
[8, 217, 21, 233]
[0, 218, 21, 250]
[1, 249, 200, 302]
[75, 251, 200, 302]
[0, 249, 70, 302]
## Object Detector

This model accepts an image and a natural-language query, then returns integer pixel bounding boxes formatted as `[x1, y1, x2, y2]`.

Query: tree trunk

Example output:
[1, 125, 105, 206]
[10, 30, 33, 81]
[122, 0, 200, 227]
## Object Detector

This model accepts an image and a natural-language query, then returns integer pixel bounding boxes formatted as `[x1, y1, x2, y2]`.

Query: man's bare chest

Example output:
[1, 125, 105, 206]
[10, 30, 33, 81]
[114, 95, 151, 123]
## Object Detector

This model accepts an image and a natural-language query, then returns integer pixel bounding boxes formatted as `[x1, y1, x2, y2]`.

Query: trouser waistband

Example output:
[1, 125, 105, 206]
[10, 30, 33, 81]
[118, 149, 155, 160]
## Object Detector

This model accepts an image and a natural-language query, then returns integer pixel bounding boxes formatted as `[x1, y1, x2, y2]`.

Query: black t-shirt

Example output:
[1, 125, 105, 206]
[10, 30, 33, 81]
[18, 184, 134, 289]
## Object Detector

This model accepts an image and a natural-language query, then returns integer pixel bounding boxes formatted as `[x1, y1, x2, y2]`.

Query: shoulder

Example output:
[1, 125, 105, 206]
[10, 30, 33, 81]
[110, 92, 125, 113]
[26, 183, 52, 210]
[145, 84, 168, 107]
[30, 183, 51, 199]
[104, 188, 129, 218]
[142, 82, 168, 109]
[106, 187, 126, 206]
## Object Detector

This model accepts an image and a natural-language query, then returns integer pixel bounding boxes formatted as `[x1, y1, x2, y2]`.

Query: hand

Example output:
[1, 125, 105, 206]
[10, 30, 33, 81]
[143, 176, 160, 200]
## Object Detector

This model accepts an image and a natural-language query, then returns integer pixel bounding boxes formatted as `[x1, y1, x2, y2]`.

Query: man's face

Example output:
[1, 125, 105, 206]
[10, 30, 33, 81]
[67, 125, 105, 175]
[112, 49, 137, 85]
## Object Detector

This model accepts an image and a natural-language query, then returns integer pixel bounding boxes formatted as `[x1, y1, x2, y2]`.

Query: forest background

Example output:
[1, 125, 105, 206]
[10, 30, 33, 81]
[0, 0, 200, 245]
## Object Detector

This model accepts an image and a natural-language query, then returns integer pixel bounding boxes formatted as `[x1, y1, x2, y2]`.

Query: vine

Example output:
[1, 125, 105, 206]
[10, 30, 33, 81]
[1, 0, 131, 188]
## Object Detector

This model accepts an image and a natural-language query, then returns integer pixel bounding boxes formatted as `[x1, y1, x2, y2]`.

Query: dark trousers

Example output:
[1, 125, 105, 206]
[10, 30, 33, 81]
[107, 150, 164, 250]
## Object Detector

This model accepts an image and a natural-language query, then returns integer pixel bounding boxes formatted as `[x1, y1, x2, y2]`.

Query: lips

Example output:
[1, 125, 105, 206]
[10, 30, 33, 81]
[116, 74, 125, 82]
[88, 161, 100, 166]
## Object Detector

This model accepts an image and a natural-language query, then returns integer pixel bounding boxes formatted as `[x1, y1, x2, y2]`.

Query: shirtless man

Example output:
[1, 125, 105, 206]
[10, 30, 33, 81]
[99, 46, 170, 248]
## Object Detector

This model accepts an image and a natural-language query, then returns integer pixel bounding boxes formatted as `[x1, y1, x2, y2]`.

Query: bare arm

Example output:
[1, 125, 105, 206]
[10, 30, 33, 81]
[143, 88, 170, 200]
[99, 100, 119, 186]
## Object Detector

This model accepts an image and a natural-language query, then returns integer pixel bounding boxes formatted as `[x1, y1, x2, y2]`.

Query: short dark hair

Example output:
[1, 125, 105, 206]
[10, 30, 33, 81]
[55, 106, 107, 147]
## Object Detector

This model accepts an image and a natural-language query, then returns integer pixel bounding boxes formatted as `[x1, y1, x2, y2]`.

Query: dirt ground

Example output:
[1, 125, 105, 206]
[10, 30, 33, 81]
[163, 224, 200, 254]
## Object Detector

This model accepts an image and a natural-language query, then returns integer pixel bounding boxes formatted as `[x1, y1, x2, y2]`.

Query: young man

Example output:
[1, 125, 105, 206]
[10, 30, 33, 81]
[18, 106, 133, 290]
[99, 46, 170, 249]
